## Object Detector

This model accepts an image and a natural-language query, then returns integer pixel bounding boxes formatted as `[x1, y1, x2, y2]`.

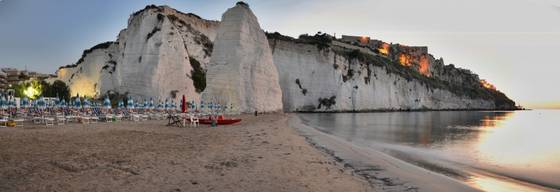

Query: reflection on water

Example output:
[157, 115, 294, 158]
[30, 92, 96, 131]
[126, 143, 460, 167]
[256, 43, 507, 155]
[299, 110, 560, 191]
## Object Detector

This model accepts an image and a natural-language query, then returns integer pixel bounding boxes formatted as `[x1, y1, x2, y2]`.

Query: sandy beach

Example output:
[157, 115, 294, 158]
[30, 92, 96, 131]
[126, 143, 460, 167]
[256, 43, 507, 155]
[0, 114, 372, 192]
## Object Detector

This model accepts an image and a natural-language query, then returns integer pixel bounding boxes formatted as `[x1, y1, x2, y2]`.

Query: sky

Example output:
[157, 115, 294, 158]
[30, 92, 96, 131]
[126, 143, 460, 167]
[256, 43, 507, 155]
[0, 0, 559, 108]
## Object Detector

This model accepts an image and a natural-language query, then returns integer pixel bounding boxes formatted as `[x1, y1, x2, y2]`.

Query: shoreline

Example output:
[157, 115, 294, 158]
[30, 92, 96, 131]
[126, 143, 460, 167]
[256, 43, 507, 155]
[289, 114, 481, 192]
[295, 108, 525, 113]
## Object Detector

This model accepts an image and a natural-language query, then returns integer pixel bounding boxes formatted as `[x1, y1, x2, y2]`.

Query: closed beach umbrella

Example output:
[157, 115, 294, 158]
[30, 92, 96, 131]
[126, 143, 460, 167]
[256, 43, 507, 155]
[149, 98, 154, 109]
[21, 97, 29, 108]
[74, 97, 81, 108]
[181, 95, 186, 113]
[127, 96, 134, 109]
[103, 97, 111, 109]
[37, 97, 46, 109]
[83, 98, 91, 108]
[118, 100, 124, 109]
[1, 97, 7, 109]
[1, 96, 6, 109]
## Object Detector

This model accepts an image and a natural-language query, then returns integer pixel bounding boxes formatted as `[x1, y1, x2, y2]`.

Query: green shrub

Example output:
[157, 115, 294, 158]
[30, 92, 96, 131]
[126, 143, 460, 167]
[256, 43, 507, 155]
[189, 57, 206, 93]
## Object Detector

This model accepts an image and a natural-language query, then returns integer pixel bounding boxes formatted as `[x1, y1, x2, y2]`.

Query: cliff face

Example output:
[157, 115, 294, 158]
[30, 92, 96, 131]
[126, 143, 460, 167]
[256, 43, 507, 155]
[52, 3, 516, 112]
[268, 33, 516, 111]
[55, 5, 219, 100]
[203, 3, 283, 113]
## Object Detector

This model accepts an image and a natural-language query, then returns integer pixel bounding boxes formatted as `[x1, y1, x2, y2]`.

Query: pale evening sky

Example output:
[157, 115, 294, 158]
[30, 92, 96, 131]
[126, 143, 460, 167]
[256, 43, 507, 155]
[0, 0, 559, 108]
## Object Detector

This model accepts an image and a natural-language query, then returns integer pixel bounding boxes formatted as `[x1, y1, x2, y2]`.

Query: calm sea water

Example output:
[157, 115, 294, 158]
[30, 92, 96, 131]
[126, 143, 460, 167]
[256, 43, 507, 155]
[298, 110, 560, 192]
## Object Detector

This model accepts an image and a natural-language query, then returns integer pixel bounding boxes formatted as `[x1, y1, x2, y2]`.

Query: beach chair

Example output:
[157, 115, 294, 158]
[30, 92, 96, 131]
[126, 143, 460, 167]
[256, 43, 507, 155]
[32, 116, 43, 124]
[131, 114, 140, 122]
[90, 116, 99, 123]
[104, 114, 113, 122]
[0, 118, 7, 128]
[115, 114, 123, 121]
[44, 117, 55, 126]
[13, 118, 24, 127]
[80, 116, 91, 124]
[190, 114, 199, 127]
[56, 115, 66, 125]
[141, 114, 149, 121]
[166, 113, 182, 127]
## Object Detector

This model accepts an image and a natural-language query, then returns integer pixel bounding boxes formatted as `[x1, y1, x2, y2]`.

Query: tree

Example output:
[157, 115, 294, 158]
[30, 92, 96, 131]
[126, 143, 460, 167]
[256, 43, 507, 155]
[42, 80, 70, 100]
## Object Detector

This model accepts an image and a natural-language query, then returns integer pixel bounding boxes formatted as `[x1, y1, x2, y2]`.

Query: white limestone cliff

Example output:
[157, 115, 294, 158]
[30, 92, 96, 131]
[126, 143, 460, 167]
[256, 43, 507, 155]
[202, 3, 283, 113]
[268, 36, 510, 111]
[54, 5, 219, 101]
[51, 3, 515, 112]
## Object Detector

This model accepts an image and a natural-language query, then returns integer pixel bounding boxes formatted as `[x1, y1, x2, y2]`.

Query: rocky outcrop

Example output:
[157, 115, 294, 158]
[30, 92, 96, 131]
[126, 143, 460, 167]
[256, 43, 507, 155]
[202, 2, 283, 113]
[54, 5, 219, 100]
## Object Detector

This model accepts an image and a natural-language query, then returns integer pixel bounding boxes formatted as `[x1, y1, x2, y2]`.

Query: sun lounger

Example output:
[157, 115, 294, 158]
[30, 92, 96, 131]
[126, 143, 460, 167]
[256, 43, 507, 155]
[56, 115, 66, 125]
[13, 119, 24, 127]
[189, 114, 199, 127]
[0, 119, 7, 128]
[90, 116, 99, 123]
[80, 116, 90, 124]
[44, 117, 55, 126]
[32, 117, 43, 124]
[131, 114, 141, 122]
[103, 114, 113, 122]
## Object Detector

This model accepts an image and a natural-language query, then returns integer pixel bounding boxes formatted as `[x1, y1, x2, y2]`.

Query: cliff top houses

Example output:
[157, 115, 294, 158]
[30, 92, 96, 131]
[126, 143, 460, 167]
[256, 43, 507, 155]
[0, 68, 55, 93]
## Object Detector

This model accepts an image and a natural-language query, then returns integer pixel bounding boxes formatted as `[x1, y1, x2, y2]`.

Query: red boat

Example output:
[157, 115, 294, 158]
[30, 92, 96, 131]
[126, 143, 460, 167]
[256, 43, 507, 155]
[199, 116, 242, 125]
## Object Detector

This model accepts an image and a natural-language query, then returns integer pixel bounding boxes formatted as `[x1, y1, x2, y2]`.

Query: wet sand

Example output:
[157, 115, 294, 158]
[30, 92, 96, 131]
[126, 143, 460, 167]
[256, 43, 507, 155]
[0, 114, 371, 192]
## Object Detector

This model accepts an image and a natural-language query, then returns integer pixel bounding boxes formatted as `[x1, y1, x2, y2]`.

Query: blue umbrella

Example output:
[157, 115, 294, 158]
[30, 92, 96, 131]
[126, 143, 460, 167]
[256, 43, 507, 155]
[191, 100, 196, 110]
[83, 98, 91, 108]
[60, 99, 67, 107]
[118, 100, 124, 109]
[36, 97, 45, 108]
[127, 96, 134, 109]
[74, 97, 81, 108]
[149, 98, 154, 109]
[21, 97, 29, 108]
[103, 97, 111, 109]
[0, 96, 6, 109]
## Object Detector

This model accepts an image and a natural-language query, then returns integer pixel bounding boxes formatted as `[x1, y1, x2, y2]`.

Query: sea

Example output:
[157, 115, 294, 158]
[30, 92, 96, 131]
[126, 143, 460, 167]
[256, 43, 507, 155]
[298, 110, 560, 192]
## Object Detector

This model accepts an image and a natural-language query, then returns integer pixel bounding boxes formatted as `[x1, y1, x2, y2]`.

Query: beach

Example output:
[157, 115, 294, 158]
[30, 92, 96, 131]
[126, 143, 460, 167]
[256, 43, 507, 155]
[0, 114, 372, 192]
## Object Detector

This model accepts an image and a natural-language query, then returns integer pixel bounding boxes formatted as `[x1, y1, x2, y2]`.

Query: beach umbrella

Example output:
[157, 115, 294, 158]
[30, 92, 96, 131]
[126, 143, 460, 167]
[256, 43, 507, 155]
[181, 95, 186, 113]
[103, 97, 111, 109]
[0, 96, 6, 109]
[74, 97, 81, 108]
[37, 97, 46, 109]
[190, 100, 196, 111]
[83, 98, 91, 108]
[60, 99, 67, 108]
[127, 96, 134, 109]
[21, 97, 29, 108]
[149, 98, 154, 109]
[117, 100, 124, 109]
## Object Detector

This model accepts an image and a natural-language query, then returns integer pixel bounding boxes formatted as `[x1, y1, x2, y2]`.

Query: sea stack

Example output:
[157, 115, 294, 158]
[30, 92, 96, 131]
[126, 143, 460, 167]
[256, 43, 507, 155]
[203, 2, 283, 113]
